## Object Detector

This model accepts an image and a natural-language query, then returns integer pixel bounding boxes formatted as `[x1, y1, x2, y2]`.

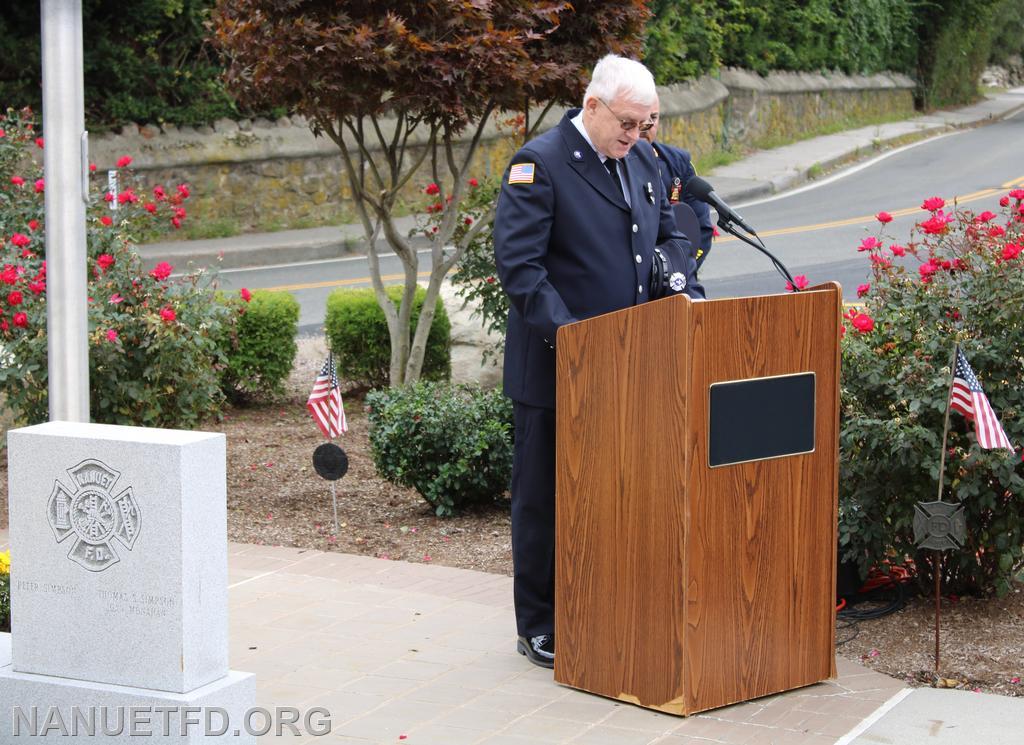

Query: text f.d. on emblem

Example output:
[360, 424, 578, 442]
[46, 459, 141, 571]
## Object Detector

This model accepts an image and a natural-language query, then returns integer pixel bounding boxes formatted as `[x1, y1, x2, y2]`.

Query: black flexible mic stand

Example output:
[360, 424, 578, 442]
[715, 219, 801, 292]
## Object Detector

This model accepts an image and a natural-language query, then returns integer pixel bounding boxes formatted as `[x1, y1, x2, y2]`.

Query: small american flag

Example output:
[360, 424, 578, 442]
[307, 353, 347, 439]
[950, 349, 1013, 451]
[508, 162, 535, 184]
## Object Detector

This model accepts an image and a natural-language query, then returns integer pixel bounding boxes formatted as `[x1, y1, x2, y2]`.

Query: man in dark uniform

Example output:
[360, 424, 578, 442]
[493, 54, 705, 669]
[641, 94, 715, 271]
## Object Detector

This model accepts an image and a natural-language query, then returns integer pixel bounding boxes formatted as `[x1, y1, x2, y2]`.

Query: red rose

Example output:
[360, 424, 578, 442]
[144, 202, 157, 214]
[10, 176, 24, 186]
[857, 283, 870, 297]
[116, 155, 133, 168]
[1010, 189, 1024, 200]
[464, 217, 473, 226]
[989, 225, 1006, 238]
[159, 306, 176, 323]
[153, 185, 166, 200]
[150, 262, 173, 281]
[858, 236, 882, 252]
[34, 179, 44, 193]
[921, 197, 945, 212]
[104, 192, 114, 203]
[485, 276, 495, 284]
[785, 275, 809, 292]
[89, 163, 97, 172]
[7, 290, 23, 306]
[999, 196, 1010, 207]
[468, 178, 479, 187]
[870, 254, 892, 269]
[889, 244, 906, 257]
[425, 183, 440, 196]
[976, 211, 996, 223]
[851, 313, 874, 333]
[176, 183, 190, 198]
[1, 266, 19, 284]
[919, 261, 938, 281]
[10, 233, 30, 248]
[0, 320, 7, 331]
[876, 211, 893, 224]
[106, 329, 118, 342]
[28, 219, 38, 231]
[1003, 243, 1023, 261]
[100, 215, 113, 227]
[13, 312, 28, 328]
[28, 280, 45, 295]
[920, 215, 948, 235]
[174, 207, 186, 219]
[240, 288, 252, 302]
[117, 189, 138, 205]
[34, 137, 44, 149]
[96, 254, 114, 271]
[171, 217, 182, 229]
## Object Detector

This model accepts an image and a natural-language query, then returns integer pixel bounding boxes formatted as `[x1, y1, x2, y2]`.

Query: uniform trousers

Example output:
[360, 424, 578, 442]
[510, 400, 557, 639]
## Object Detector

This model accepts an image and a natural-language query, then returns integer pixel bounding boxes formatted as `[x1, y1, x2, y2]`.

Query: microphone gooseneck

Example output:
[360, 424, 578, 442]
[685, 176, 801, 291]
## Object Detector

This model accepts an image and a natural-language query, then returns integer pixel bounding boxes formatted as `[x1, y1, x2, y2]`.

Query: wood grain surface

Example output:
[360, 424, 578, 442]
[554, 285, 841, 715]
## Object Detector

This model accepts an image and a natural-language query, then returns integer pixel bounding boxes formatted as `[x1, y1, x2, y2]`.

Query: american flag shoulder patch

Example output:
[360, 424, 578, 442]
[508, 162, 535, 184]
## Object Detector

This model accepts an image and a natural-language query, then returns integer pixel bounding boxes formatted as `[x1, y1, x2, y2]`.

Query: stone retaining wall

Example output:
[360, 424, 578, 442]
[88, 70, 915, 233]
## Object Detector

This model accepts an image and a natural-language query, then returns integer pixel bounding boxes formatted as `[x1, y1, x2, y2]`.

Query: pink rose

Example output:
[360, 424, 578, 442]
[150, 262, 173, 281]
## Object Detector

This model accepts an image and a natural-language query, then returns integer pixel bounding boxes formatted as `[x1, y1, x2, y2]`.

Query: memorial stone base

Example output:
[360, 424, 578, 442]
[2, 422, 256, 743]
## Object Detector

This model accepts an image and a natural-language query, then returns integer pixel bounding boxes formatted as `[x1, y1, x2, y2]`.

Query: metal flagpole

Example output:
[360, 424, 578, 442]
[331, 481, 339, 534]
[41, 0, 90, 422]
[932, 343, 960, 672]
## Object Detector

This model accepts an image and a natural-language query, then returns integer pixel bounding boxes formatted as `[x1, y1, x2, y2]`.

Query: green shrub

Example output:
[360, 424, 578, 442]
[325, 286, 450, 389]
[0, 1, 278, 128]
[366, 382, 513, 516]
[220, 289, 299, 403]
[0, 108, 234, 428]
[838, 191, 1024, 596]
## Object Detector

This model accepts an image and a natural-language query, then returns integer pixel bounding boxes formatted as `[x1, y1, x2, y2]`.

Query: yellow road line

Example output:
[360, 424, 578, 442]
[256, 176, 1023, 291]
[714, 185, 1011, 244]
[264, 271, 432, 292]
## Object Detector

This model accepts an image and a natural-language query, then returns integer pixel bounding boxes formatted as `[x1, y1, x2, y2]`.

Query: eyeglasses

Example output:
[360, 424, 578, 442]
[596, 98, 654, 133]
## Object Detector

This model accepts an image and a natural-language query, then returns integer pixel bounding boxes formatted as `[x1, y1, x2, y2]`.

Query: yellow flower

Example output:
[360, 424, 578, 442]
[0, 550, 10, 575]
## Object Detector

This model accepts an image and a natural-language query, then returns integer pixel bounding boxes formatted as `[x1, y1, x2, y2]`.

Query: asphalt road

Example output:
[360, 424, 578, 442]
[218, 108, 1024, 332]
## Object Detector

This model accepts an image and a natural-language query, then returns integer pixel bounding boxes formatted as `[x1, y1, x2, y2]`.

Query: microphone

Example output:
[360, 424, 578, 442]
[686, 176, 757, 235]
[684, 176, 802, 291]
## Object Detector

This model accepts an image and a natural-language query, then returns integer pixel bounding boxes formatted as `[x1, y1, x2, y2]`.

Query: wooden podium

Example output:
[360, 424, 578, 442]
[554, 284, 841, 716]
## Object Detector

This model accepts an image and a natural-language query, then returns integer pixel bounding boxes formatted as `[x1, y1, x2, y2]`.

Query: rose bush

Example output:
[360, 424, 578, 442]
[0, 107, 245, 427]
[838, 192, 1024, 596]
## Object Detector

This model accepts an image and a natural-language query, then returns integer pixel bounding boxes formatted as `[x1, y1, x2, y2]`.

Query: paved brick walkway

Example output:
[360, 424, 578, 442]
[224, 542, 907, 744]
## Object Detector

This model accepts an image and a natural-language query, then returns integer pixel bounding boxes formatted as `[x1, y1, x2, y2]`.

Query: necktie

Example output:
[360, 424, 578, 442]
[604, 158, 619, 181]
[604, 158, 629, 205]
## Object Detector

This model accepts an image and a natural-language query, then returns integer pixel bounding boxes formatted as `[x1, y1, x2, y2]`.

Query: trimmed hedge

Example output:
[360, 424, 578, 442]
[366, 382, 513, 517]
[325, 286, 450, 389]
[220, 290, 299, 403]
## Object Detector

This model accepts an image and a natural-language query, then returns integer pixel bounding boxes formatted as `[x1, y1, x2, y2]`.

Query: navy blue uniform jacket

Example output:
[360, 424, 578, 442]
[494, 110, 706, 410]
[652, 141, 714, 254]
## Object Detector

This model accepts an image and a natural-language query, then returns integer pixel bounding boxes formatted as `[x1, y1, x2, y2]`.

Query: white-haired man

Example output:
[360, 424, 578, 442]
[494, 54, 704, 669]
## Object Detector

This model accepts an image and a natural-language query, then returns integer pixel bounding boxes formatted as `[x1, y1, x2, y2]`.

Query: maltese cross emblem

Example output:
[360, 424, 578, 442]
[46, 459, 141, 572]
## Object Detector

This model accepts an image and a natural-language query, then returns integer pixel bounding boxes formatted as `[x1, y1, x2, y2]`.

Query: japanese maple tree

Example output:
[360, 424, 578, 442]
[212, 0, 649, 385]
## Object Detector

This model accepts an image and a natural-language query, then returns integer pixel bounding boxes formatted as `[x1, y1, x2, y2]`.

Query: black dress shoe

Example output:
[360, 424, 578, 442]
[517, 634, 555, 668]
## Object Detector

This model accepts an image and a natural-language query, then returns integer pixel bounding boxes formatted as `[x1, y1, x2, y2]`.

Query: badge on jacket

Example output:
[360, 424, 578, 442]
[670, 177, 681, 204]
